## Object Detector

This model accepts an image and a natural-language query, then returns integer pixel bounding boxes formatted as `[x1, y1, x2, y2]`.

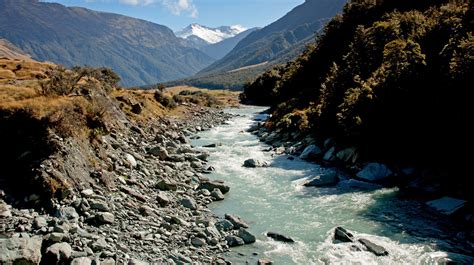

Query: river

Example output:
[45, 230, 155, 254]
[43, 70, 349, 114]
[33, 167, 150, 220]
[192, 106, 473, 264]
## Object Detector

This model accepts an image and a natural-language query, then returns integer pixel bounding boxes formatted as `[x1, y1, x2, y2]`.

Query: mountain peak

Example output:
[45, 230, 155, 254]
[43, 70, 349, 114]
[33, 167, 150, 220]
[176, 24, 247, 44]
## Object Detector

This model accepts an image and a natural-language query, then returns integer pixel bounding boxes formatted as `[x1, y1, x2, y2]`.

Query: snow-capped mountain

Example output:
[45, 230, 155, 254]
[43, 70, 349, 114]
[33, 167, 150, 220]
[176, 24, 247, 44]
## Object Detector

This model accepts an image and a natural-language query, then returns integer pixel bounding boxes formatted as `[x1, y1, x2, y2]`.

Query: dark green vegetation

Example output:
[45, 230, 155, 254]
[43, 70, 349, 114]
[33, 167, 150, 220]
[0, 0, 214, 87]
[242, 0, 473, 179]
[199, 0, 347, 76]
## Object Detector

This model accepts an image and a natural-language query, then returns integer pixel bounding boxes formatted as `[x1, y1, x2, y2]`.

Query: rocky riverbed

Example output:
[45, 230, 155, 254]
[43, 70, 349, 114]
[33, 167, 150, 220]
[0, 105, 257, 264]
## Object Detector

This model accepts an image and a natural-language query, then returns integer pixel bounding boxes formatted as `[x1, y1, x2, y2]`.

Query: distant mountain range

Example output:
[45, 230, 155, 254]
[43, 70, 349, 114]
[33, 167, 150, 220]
[199, 0, 347, 76]
[0, 0, 214, 87]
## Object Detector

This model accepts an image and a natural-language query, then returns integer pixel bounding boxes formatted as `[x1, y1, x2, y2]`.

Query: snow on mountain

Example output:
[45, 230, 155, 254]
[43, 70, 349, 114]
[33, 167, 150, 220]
[176, 24, 247, 44]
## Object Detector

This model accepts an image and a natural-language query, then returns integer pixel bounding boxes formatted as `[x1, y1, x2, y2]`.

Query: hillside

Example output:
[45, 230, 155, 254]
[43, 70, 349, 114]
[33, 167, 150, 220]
[0, 39, 31, 60]
[199, 0, 346, 75]
[202, 28, 260, 60]
[242, 0, 473, 193]
[0, 0, 214, 87]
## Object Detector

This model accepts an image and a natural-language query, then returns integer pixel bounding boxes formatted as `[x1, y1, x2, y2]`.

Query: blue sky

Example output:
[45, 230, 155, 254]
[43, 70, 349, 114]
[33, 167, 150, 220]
[41, 0, 305, 31]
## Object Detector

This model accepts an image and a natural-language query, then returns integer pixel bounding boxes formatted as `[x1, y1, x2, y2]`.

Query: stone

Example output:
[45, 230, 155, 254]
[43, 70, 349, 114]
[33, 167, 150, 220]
[299, 144, 323, 160]
[266, 232, 295, 243]
[336, 147, 358, 164]
[180, 197, 198, 210]
[258, 258, 273, 265]
[358, 238, 389, 256]
[45, 242, 73, 263]
[128, 258, 148, 265]
[0, 236, 43, 264]
[91, 237, 108, 252]
[198, 180, 230, 194]
[205, 226, 221, 239]
[210, 188, 225, 201]
[191, 237, 207, 247]
[139, 205, 155, 216]
[304, 171, 339, 187]
[334, 227, 354, 243]
[238, 228, 256, 244]
[89, 200, 110, 211]
[0, 200, 12, 217]
[356, 163, 393, 181]
[131, 103, 143, 114]
[215, 220, 234, 231]
[149, 146, 169, 160]
[81, 189, 94, 197]
[125, 153, 138, 168]
[225, 214, 249, 229]
[323, 147, 336, 161]
[203, 143, 222, 148]
[33, 216, 48, 229]
[243, 158, 269, 168]
[48, 232, 65, 242]
[426, 197, 467, 215]
[56, 207, 79, 221]
[156, 192, 170, 207]
[225, 235, 245, 247]
[71, 257, 92, 265]
[96, 212, 115, 225]
[156, 179, 178, 191]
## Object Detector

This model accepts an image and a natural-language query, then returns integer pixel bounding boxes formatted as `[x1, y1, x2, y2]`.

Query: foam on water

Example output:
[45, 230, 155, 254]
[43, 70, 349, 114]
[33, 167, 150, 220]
[192, 106, 473, 264]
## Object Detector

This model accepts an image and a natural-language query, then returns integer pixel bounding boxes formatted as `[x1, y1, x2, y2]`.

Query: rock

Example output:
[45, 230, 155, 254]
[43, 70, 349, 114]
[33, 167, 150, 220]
[191, 237, 206, 247]
[238, 228, 256, 244]
[95, 212, 114, 225]
[125, 153, 138, 168]
[131, 103, 143, 114]
[180, 197, 198, 210]
[203, 143, 222, 148]
[243, 158, 269, 168]
[258, 258, 273, 265]
[266, 232, 295, 243]
[156, 179, 178, 191]
[89, 200, 109, 211]
[356, 163, 393, 181]
[91, 237, 108, 252]
[128, 258, 148, 265]
[426, 197, 467, 215]
[323, 147, 336, 161]
[334, 227, 354, 243]
[299, 144, 322, 160]
[149, 146, 169, 160]
[139, 205, 155, 216]
[56, 207, 79, 221]
[275, 147, 286, 155]
[358, 238, 389, 256]
[80, 189, 94, 197]
[225, 214, 249, 229]
[336, 147, 358, 164]
[215, 220, 234, 231]
[48, 232, 65, 242]
[205, 226, 221, 239]
[304, 171, 339, 187]
[198, 180, 230, 194]
[45, 242, 73, 263]
[33, 216, 48, 229]
[0, 236, 43, 264]
[71, 257, 92, 265]
[225, 235, 245, 247]
[0, 200, 11, 218]
[210, 188, 225, 201]
[156, 192, 170, 207]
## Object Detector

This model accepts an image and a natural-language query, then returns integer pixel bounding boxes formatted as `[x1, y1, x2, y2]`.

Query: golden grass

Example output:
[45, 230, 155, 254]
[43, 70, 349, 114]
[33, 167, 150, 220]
[167, 85, 240, 108]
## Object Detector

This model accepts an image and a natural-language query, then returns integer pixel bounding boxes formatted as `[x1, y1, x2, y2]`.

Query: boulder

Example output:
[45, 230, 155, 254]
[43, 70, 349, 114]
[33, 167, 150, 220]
[0, 236, 43, 264]
[156, 192, 170, 207]
[238, 228, 256, 244]
[45, 242, 73, 264]
[356, 163, 393, 181]
[148, 146, 169, 160]
[334, 227, 354, 243]
[203, 143, 222, 148]
[323, 147, 336, 161]
[95, 212, 114, 225]
[266, 232, 295, 243]
[225, 235, 245, 247]
[211, 188, 225, 201]
[304, 171, 339, 187]
[33, 216, 48, 229]
[215, 219, 234, 231]
[156, 179, 178, 191]
[258, 258, 273, 265]
[180, 197, 198, 210]
[426, 197, 467, 215]
[358, 238, 389, 256]
[243, 159, 269, 168]
[198, 180, 230, 194]
[225, 214, 249, 229]
[71, 257, 92, 265]
[299, 144, 323, 160]
[191, 237, 206, 247]
[55, 207, 79, 221]
[125, 153, 138, 168]
[0, 200, 11, 218]
[336, 147, 358, 164]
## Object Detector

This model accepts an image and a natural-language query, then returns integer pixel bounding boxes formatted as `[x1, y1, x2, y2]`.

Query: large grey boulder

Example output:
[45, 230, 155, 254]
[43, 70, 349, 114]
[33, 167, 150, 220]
[45, 242, 73, 264]
[156, 192, 170, 207]
[225, 235, 245, 247]
[356, 163, 393, 181]
[238, 228, 256, 244]
[225, 214, 249, 229]
[299, 145, 322, 160]
[180, 197, 198, 210]
[95, 212, 115, 225]
[55, 207, 79, 221]
[71, 257, 92, 265]
[0, 236, 43, 264]
[156, 179, 178, 191]
[243, 158, 269, 168]
[266, 232, 295, 243]
[0, 200, 11, 218]
[334, 227, 354, 243]
[426, 197, 467, 215]
[323, 147, 336, 161]
[124, 153, 138, 168]
[198, 180, 230, 194]
[358, 238, 389, 256]
[148, 146, 169, 160]
[336, 147, 358, 164]
[304, 171, 339, 187]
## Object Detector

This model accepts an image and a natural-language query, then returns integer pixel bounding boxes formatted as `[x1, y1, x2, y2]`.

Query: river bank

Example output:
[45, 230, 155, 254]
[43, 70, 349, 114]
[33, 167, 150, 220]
[191, 106, 474, 264]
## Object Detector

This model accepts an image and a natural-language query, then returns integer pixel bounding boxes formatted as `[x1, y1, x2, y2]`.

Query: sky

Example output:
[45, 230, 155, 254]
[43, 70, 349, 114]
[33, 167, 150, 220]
[41, 0, 305, 31]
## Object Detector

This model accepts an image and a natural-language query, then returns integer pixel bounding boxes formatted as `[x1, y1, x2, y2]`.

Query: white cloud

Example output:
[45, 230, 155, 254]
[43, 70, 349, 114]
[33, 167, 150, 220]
[161, 0, 198, 18]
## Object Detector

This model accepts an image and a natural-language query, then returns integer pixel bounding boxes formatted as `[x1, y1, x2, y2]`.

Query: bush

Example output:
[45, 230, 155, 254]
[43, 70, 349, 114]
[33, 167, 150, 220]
[154, 91, 176, 108]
